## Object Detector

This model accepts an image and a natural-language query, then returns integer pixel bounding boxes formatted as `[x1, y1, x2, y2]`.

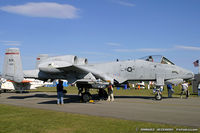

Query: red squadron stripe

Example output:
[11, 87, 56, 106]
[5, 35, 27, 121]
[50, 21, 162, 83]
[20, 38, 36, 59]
[21, 80, 32, 83]
[5, 52, 19, 55]
[7, 80, 32, 83]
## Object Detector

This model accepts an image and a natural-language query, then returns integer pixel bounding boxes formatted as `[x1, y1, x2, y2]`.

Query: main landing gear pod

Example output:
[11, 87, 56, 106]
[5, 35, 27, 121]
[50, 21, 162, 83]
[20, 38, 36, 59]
[77, 81, 109, 102]
[81, 92, 92, 103]
[81, 88, 108, 102]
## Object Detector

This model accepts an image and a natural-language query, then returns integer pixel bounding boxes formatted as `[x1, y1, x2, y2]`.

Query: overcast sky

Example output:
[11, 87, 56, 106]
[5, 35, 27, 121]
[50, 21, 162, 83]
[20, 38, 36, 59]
[0, 0, 200, 73]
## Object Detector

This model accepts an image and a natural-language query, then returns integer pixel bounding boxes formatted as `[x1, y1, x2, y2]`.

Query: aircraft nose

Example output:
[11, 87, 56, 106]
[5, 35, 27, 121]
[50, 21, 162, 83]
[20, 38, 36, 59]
[178, 67, 194, 80]
[188, 72, 194, 78]
[184, 71, 194, 79]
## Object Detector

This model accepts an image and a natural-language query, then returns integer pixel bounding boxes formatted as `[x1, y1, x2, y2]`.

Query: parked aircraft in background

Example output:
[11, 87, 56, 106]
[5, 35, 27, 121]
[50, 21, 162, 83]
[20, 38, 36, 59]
[2, 48, 194, 101]
[135, 81, 145, 89]
[0, 78, 44, 92]
[0, 78, 68, 92]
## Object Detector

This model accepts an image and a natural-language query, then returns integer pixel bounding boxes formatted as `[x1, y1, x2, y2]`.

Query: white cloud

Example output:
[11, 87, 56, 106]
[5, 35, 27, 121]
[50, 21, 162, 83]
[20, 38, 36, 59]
[106, 42, 121, 46]
[4, 43, 21, 46]
[117, 1, 135, 7]
[175, 45, 200, 51]
[136, 48, 166, 52]
[0, 40, 21, 46]
[114, 49, 133, 52]
[0, 41, 20, 43]
[114, 45, 200, 53]
[81, 51, 111, 56]
[0, 2, 79, 19]
[114, 48, 166, 52]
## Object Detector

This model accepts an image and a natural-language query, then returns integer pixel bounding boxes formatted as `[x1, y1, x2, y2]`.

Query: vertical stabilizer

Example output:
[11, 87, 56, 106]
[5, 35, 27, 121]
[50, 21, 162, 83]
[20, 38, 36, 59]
[2, 48, 24, 83]
[36, 54, 48, 69]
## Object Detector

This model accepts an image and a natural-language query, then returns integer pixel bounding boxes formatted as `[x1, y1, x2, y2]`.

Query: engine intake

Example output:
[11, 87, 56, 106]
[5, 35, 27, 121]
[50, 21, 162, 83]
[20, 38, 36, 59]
[76, 58, 88, 65]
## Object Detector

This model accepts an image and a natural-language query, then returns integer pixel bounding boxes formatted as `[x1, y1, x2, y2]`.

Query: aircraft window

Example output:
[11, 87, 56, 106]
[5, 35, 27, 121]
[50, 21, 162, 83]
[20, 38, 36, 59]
[140, 55, 162, 63]
[139, 55, 174, 65]
[146, 56, 154, 62]
[161, 57, 174, 65]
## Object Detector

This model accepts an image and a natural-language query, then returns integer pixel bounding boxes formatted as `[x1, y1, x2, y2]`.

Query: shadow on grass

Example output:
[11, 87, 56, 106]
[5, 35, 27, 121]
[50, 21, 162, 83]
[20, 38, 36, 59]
[38, 95, 82, 104]
[7, 94, 56, 99]
[115, 95, 154, 100]
[38, 95, 106, 104]
[6, 92, 99, 105]
[7, 94, 82, 104]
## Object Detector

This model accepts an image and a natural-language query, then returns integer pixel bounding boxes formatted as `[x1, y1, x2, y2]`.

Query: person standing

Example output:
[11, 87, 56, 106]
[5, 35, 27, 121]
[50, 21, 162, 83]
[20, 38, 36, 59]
[198, 83, 200, 97]
[107, 83, 114, 101]
[78, 87, 83, 96]
[167, 84, 174, 98]
[57, 80, 64, 105]
[181, 81, 189, 99]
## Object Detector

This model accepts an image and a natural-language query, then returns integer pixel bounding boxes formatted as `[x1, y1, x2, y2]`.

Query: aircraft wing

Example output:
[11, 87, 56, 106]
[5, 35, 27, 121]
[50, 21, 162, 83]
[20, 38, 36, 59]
[57, 65, 114, 83]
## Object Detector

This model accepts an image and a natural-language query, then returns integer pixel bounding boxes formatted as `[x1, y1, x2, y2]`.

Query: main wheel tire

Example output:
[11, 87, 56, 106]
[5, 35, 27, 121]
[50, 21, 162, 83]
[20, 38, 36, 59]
[82, 92, 92, 102]
[155, 93, 162, 100]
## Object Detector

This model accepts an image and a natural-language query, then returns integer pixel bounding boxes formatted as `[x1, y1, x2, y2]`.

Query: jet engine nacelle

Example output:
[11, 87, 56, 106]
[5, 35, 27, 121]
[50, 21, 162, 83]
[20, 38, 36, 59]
[76, 58, 88, 65]
[38, 61, 72, 73]
[36, 54, 48, 69]
[41, 55, 78, 64]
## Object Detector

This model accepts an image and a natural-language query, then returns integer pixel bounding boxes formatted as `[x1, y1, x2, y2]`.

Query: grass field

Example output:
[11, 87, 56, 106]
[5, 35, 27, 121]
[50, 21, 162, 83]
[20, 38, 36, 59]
[0, 104, 198, 133]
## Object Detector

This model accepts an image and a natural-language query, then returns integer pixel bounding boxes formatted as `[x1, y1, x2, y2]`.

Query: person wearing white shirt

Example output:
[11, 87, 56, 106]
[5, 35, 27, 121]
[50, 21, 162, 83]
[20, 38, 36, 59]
[181, 82, 189, 99]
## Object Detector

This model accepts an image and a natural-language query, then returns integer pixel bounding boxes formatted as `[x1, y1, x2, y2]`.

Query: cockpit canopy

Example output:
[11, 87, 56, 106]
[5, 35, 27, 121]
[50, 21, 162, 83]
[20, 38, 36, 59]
[139, 55, 175, 65]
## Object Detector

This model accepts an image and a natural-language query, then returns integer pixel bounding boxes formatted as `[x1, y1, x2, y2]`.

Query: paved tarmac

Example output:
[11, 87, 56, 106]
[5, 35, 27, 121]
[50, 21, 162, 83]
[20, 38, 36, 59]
[0, 92, 200, 128]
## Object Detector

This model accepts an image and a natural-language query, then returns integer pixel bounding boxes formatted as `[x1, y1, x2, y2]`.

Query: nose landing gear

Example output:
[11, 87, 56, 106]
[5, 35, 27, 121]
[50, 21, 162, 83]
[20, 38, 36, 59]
[153, 87, 163, 100]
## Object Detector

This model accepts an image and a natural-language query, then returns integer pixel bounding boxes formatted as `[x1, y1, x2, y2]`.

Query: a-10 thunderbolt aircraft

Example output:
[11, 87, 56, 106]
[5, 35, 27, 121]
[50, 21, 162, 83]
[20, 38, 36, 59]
[2, 48, 194, 101]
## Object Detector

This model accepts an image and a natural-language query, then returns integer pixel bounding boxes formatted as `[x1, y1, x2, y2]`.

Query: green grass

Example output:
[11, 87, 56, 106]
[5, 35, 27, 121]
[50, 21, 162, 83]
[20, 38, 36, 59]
[31, 85, 197, 98]
[113, 85, 197, 98]
[0, 104, 198, 133]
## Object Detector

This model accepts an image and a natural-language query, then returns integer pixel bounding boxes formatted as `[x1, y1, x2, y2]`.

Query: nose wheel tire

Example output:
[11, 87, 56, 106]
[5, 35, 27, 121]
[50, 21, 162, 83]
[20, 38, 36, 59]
[155, 93, 162, 100]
